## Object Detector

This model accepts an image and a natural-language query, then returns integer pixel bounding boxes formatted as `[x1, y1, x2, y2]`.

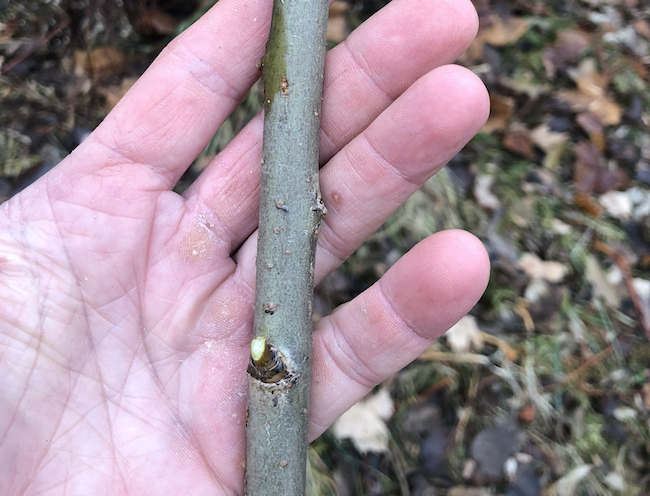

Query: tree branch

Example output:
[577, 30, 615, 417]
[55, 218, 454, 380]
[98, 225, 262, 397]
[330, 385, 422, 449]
[245, 0, 329, 493]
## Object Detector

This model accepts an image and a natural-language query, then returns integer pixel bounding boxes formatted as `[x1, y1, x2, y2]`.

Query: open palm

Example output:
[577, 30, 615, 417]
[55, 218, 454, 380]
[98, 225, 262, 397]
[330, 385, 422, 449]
[0, 0, 489, 493]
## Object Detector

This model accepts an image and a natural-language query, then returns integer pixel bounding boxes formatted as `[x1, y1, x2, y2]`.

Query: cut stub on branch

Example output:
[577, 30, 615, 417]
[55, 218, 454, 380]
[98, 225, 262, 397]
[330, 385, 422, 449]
[248, 336, 289, 383]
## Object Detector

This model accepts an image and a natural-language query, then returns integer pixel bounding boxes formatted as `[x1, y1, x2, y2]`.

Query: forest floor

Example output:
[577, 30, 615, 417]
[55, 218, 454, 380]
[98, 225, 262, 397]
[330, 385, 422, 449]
[2, 0, 650, 495]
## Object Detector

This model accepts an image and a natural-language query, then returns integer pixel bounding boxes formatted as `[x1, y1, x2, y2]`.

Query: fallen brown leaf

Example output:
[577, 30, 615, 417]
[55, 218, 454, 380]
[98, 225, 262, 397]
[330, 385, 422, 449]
[557, 88, 622, 125]
[471, 0, 493, 28]
[576, 111, 605, 151]
[543, 30, 590, 78]
[100, 77, 137, 112]
[327, 17, 347, 43]
[500, 73, 551, 99]
[75, 46, 125, 82]
[634, 19, 650, 40]
[503, 126, 534, 158]
[483, 94, 515, 133]
[575, 192, 604, 216]
[480, 16, 529, 46]
[465, 16, 529, 61]
[556, 59, 622, 125]
[129, 6, 180, 37]
[327, 1, 349, 42]
[530, 123, 568, 170]
[329, 0, 348, 16]
[574, 141, 627, 194]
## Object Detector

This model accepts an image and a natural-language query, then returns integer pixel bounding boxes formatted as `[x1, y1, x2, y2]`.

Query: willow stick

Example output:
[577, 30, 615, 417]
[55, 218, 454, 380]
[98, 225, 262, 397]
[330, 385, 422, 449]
[244, 0, 329, 493]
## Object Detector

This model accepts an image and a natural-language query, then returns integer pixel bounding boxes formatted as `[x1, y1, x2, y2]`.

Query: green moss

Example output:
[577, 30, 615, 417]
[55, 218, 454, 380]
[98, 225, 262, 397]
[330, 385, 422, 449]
[0, 130, 40, 178]
[482, 284, 517, 316]
[525, 335, 559, 376]
[573, 413, 607, 456]
[306, 447, 337, 496]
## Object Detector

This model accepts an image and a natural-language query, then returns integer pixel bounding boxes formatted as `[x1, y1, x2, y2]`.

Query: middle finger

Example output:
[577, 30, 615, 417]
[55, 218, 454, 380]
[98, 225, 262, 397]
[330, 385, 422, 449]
[181, 0, 480, 254]
[233, 63, 489, 289]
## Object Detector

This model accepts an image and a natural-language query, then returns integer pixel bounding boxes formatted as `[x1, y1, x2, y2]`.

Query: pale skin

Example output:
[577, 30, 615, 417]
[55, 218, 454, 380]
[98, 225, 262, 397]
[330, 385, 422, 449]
[0, 0, 490, 494]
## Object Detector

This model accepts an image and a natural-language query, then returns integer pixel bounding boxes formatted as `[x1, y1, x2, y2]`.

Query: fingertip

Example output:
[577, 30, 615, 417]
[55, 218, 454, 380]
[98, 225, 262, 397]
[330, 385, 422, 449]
[437, 228, 491, 295]
[364, 65, 490, 185]
[308, 229, 489, 438]
[441, 0, 480, 51]
[420, 0, 480, 57]
[464, 69, 491, 130]
[461, 0, 480, 43]
[428, 65, 490, 135]
[380, 229, 489, 340]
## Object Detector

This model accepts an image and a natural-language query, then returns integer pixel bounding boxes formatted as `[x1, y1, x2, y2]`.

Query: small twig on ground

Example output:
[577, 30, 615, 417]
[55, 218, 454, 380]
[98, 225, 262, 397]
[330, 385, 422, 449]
[542, 345, 613, 392]
[419, 348, 520, 395]
[454, 367, 480, 446]
[418, 350, 492, 364]
[481, 331, 519, 361]
[513, 0, 552, 17]
[1, 18, 71, 75]
[595, 241, 650, 341]
[387, 437, 411, 496]
[414, 376, 452, 404]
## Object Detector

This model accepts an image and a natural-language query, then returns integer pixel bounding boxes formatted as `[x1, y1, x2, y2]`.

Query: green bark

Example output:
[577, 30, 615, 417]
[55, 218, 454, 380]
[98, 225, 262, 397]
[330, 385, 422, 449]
[244, 0, 329, 494]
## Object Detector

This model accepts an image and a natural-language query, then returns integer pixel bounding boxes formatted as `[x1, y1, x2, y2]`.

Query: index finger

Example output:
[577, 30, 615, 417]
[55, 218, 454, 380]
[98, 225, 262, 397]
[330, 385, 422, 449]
[68, 0, 271, 188]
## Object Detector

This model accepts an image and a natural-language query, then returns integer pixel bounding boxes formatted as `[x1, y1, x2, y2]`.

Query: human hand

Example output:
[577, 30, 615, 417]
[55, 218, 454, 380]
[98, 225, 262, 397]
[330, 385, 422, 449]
[0, 0, 490, 493]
